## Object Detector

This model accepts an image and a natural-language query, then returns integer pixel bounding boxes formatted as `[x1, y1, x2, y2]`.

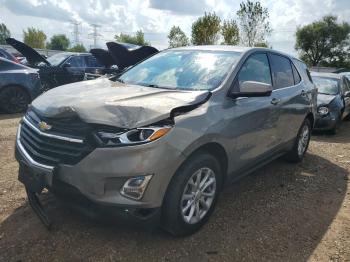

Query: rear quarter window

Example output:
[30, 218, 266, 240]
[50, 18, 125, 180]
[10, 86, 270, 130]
[269, 54, 294, 89]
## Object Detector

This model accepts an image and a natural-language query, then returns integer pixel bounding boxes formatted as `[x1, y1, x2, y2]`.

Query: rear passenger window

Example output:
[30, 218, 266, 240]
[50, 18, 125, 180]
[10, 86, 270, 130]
[238, 53, 272, 85]
[291, 63, 301, 84]
[269, 54, 294, 89]
[67, 56, 85, 67]
[85, 56, 103, 67]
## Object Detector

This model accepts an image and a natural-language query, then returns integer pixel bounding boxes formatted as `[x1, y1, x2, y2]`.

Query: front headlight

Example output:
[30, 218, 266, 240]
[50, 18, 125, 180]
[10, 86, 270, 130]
[318, 106, 329, 116]
[94, 126, 172, 147]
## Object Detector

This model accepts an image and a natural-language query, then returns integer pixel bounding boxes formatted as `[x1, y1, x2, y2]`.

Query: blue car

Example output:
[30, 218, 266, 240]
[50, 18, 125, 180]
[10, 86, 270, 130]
[312, 72, 350, 134]
[0, 57, 42, 113]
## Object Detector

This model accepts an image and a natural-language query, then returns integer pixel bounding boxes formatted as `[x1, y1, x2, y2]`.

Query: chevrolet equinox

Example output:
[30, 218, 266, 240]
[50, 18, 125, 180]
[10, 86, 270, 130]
[15, 46, 317, 236]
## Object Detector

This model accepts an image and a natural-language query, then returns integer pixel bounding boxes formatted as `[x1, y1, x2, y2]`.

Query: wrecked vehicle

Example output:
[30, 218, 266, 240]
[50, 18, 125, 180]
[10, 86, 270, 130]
[15, 46, 316, 236]
[311, 72, 350, 134]
[0, 57, 42, 113]
[6, 38, 106, 90]
[88, 42, 159, 79]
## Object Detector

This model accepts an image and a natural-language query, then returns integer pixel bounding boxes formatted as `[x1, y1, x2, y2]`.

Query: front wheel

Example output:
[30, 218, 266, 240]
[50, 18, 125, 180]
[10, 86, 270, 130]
[285, 118, 311, 163]
[162, 153, 222, 236]
[0, 86, 30, 113]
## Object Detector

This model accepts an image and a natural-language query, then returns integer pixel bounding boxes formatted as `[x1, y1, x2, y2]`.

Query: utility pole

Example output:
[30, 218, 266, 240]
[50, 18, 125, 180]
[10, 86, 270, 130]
[89, 24, 101, 48]
[70, 20, 81, 45]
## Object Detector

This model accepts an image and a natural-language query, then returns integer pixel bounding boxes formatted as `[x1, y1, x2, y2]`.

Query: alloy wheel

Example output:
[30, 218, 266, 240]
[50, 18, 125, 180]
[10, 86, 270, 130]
[180, 167, 216, 225]
[297, 124, 310, 157]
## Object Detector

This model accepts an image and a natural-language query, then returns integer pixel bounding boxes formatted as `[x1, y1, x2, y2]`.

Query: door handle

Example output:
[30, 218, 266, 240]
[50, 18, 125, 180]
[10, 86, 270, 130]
[271, 98, 280, 105]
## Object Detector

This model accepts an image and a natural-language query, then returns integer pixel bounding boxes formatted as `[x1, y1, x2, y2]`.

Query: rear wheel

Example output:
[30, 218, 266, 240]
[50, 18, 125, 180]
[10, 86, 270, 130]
[285, 118, 311, 163]
[162, 152, 222, 236]
[0, 86, 30, 113]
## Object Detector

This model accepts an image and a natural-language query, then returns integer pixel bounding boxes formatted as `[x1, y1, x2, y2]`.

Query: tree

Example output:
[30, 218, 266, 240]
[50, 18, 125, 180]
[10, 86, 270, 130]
[68, 44, 87, 53]
[191, 12, 221, 45]
[237, 0, 271, 47]
[23, 27, 47, 49]
[46, 34, 70, 50]
[168, 26, 189, 48]
[0, 23, 11, 44]
[221, 19, 239, 45]
[254, 42, 268, 48]
[115, 30, 150, 46]
[295, 16, 350, 66]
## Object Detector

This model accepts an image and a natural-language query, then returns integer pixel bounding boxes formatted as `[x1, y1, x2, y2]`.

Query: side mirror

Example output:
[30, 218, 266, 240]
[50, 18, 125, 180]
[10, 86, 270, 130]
[63, 63, 71, 69]
[344, 91, 350, 98]
[230, 81, 272, 98]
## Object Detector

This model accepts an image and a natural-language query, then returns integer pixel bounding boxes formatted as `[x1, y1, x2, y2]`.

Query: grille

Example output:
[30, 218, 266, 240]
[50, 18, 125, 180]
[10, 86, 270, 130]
[19, 111, 94, 166]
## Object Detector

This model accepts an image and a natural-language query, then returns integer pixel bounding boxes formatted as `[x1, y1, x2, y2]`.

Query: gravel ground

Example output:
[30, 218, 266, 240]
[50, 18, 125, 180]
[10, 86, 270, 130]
[0, 113, 349, 262]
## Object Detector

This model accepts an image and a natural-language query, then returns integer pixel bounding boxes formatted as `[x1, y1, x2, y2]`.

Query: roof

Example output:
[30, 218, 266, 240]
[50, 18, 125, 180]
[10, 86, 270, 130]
[169, 45, 299, 60]
[311, 71, 342, 79]
[171, 45, 252, 52]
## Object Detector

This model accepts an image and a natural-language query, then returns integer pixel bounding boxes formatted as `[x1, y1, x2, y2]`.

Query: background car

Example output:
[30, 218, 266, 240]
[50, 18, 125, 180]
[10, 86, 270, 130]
[6, 38, 106, 90]
[0, 57, 42, 113]
[311, 72, 350, 134]
[0, 47, 20, 63]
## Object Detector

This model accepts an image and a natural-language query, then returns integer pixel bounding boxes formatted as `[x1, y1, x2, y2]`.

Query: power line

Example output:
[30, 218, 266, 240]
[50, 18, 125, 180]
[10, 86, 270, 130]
[89, 24, 101, 48]
[70, 20, 81, 45]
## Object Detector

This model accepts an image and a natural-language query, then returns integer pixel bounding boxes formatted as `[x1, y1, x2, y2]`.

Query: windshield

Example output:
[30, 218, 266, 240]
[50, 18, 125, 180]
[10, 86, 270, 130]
[119, 50, 241, 90]
[44, 53, 71, 66]
[313, 76, 340, 95]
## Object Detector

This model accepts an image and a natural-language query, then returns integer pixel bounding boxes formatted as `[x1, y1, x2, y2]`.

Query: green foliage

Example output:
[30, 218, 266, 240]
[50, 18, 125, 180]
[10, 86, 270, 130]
[168, 26, 189, 48]
[46, 34, 70, 51]
[295, 16, 350, 66]
[115, 30, 150, 46]
[191, 12, 221, 45]
[237, 0, 271, 47]
[68, 44, 87, 53]
[23, 27, 47, 49]
[221, 19, 239, 45]
[254, 42, 268, 48]
[0, 23, 11, 44]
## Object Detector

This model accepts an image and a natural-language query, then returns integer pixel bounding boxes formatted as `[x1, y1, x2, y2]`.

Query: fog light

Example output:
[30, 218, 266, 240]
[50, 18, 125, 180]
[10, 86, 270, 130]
[121, 175, 153, 200]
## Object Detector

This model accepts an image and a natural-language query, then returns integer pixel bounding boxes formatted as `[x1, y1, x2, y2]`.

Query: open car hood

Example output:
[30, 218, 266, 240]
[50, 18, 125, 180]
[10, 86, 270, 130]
[106, 42, 158, 70]
[31, 78, 210, 129]
[90, 48, 116, 68]
[5, 38, 50, 66]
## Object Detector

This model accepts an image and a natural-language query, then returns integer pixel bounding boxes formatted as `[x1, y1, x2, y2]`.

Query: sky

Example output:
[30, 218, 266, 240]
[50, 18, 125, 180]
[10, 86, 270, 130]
[1, 0, 350, 55]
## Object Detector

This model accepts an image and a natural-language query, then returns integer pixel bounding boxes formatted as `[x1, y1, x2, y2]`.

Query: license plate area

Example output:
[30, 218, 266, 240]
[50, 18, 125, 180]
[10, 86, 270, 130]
[18, 163, 53, 193]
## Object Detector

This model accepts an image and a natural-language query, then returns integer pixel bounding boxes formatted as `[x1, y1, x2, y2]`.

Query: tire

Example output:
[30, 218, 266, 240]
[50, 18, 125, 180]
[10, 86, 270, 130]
[0, 86, 30, 113]
[162, 152, 223, 236]
[285, 118, 311, 163]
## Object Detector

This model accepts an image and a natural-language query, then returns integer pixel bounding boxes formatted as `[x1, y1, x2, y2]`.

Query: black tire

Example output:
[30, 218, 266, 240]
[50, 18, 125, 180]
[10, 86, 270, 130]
[285, 118, 311, 163]
[162, 152, 223, 236]
[0, 86, 30, 113]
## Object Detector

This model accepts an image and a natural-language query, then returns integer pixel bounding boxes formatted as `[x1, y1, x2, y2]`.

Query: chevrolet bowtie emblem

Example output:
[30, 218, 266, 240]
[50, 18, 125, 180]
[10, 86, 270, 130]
[38, 121, 52, 131]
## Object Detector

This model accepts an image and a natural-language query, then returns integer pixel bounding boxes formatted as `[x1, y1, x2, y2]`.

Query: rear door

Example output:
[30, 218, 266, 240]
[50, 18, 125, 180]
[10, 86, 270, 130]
[268, 53, 307, 145]
[229, 52, 280, 171]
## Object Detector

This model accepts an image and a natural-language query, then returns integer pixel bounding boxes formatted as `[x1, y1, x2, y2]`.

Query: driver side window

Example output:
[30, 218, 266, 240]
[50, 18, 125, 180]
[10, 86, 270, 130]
[238, 53, 272, 87]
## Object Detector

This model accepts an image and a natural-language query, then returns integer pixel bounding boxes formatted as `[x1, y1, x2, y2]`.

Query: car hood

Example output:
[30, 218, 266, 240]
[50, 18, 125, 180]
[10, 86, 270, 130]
[90, 48, 116, 68]
[317, 93, 337, 106]
[5, 38, 50, 66]
[31, 77, 210, 129]
[106, 42, 158, 70]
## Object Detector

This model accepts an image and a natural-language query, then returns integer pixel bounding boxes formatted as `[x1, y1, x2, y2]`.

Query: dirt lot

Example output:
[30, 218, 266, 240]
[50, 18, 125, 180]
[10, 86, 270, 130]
[0, 113, 349, 262]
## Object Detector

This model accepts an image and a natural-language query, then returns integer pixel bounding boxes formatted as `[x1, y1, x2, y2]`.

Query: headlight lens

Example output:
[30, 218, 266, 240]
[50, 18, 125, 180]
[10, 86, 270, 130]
[121, 175, 153, 200]
[318, 106, 329, 116]
[94, 126, 172, 147]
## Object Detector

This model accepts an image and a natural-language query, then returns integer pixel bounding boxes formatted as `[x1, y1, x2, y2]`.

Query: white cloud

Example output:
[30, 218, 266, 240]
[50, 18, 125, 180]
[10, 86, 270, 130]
[1, 0, 349, 54]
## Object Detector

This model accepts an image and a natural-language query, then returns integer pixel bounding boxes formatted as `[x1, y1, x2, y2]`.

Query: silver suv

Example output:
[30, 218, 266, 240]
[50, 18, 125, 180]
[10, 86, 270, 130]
[15, 46, 316, 236]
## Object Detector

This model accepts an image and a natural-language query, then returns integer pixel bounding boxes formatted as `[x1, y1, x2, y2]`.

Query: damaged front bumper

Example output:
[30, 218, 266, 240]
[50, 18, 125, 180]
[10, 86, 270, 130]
[15, 122, 185, 228]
